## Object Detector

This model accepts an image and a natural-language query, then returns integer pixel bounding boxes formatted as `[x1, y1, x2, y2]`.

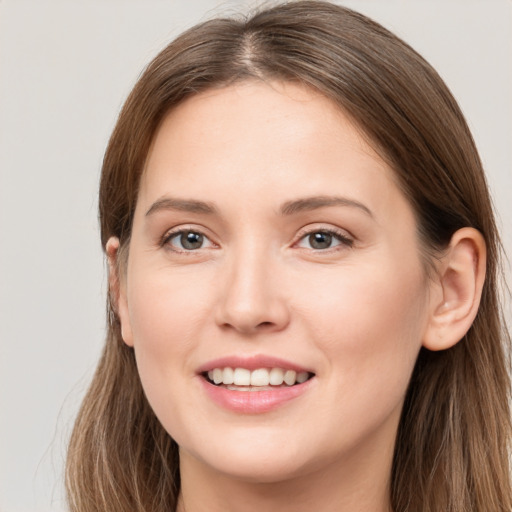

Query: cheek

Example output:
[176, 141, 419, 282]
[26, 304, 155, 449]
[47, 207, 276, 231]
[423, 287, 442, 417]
[299, 258, 427, 341]
[125, 270, 211, 413]
[296, 259, 428, 407]
[127, 269, 209, 354]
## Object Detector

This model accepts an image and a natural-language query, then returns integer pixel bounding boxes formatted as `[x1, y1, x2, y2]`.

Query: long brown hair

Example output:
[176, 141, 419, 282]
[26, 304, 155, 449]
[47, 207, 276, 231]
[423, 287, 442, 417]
[66, 2, 511, 510]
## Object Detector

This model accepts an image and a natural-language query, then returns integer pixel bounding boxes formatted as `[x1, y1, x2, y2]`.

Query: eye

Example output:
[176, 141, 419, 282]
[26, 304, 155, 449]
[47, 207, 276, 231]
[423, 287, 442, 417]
[296, 229, 353, 250]
[163, 229, 215, 251]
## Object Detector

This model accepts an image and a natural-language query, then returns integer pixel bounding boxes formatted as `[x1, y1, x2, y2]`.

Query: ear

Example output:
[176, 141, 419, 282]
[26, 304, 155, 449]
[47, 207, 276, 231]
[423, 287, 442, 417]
[106, 237, 134, 347]
[423, 227, 486, 351]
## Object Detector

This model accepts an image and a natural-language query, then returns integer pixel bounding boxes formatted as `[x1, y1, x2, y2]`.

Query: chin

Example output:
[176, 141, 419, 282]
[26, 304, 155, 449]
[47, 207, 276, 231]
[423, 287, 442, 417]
[205, 453, 313, 484]
[178, 426, 320, 484]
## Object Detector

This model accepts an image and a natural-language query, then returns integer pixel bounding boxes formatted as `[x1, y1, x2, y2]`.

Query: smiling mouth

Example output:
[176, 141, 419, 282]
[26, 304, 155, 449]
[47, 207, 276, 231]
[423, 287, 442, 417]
[203, 367, 315, 391]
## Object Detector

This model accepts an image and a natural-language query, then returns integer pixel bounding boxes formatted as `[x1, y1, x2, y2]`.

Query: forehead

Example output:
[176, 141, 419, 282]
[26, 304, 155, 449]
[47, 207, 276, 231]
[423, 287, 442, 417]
[147, 81, 372, 157]
[138, 81, 410, 226]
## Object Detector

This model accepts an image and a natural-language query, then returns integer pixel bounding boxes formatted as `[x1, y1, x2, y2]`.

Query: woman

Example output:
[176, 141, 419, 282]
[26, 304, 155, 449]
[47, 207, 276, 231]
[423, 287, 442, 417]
[65, 1, 512, 511]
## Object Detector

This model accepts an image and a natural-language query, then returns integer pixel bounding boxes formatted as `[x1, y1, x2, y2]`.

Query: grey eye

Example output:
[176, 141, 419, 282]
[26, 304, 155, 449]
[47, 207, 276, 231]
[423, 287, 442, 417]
[296, 229, 352, 251]
[180, 232, 204, 250]
[166, 230, 213, 251]
[308, 232, 333, 249]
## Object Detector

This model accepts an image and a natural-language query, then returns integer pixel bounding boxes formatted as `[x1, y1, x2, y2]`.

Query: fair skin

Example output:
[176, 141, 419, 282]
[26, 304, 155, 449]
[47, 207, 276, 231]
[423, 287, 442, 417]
[107, 81, 485, 512]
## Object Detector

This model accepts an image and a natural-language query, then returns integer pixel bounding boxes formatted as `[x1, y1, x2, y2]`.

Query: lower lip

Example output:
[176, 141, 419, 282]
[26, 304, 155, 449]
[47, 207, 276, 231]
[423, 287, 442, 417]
[199, 377, 313, 414]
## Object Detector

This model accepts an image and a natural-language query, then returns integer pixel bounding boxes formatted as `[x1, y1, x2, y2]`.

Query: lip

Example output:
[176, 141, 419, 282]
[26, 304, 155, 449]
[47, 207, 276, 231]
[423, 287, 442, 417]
[199, 375, 314, 414]
[196, 354, 315, 414]
[196, 354, 312, 374]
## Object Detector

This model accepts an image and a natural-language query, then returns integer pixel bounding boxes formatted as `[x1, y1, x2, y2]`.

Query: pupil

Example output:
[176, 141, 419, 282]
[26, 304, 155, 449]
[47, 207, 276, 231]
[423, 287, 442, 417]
[181, 232, 203, 250]
[309, 232, 332, 249]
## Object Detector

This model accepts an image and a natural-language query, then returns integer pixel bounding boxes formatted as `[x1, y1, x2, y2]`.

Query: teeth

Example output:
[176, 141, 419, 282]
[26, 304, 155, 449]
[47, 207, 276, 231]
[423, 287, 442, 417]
[251, 368, 270, 386]
[269, 367, 284, 385]
[223, 367, 234, 385]
[206, 367, 311, 387]
[283, 370, 296, 385]
[233, 368, 251, 386]
[213, 368, 223, 385]
[296, 371, 309, 383]
[226, 385, 274, 391]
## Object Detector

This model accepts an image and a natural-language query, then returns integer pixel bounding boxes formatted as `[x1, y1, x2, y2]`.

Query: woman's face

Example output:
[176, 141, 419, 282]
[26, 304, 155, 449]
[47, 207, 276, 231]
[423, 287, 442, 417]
[116, 81, 434, 484]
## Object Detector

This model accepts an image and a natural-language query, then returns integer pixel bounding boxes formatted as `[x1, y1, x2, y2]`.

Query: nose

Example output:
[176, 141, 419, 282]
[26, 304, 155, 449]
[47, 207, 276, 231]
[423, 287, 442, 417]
[214, 248, 290, 335]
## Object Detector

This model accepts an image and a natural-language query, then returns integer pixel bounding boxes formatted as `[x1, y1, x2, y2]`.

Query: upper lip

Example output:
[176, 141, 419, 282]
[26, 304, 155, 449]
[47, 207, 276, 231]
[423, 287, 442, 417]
[196, 355, 313, 374]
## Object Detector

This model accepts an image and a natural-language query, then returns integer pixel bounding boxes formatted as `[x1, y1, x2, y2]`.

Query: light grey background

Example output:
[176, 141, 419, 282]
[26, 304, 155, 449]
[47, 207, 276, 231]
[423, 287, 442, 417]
[1, 1, 510, 511]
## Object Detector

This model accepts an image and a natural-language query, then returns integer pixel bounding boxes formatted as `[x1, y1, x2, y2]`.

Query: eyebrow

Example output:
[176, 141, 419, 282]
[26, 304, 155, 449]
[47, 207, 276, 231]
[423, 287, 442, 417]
[280, 195, 373, 217]
[146, 197, 218, 216]
[145, 194, 373, 218]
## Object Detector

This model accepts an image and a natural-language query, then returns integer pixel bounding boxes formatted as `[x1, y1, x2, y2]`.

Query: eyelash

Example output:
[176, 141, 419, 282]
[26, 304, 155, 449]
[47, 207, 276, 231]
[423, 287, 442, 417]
[295, 227, 354, 251]
[161, 227, 216, 254]
[161, 227, 354, 253]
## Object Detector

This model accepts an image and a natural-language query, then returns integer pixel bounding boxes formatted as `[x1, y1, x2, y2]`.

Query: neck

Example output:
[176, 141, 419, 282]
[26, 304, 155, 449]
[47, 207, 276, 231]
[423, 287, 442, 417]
[176, 441, 394, 512]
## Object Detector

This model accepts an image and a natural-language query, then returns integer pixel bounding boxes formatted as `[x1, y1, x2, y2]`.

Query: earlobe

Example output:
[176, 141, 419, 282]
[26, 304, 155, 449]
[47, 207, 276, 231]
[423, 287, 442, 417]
[422, 228, 486, 351]
[106, 237, 134, 347]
